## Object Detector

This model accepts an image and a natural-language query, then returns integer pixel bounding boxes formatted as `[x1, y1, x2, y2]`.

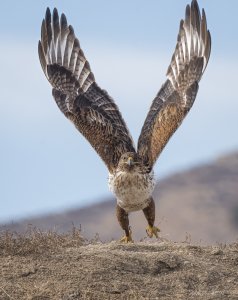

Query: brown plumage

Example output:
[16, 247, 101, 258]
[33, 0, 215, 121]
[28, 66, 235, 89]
[137, 0, 211, 168]
[38, 0, 211, 242]
[38, 8, 134, 173]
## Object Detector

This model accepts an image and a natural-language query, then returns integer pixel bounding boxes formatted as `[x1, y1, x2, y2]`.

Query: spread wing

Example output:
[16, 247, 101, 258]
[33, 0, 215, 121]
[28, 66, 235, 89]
[137, 0, 211, 169]
[38, 8, 135, 173]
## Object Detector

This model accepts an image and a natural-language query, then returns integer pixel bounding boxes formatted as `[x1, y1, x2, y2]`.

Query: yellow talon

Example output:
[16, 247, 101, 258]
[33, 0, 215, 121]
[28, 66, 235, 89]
[146, 225, 160, 238]
[119, 229, 133, 243]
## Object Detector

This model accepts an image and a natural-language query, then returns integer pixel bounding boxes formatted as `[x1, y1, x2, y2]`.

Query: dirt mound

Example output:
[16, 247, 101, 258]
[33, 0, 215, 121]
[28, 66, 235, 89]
[0, 229, 238, 299]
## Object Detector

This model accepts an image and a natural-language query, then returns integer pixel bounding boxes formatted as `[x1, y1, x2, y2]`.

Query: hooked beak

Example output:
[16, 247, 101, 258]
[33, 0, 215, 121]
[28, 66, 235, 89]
[127, 156, 134, 167]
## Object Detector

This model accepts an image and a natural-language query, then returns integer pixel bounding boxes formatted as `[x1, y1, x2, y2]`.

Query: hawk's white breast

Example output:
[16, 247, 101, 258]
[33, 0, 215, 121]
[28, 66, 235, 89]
[108, 170, 155, 212]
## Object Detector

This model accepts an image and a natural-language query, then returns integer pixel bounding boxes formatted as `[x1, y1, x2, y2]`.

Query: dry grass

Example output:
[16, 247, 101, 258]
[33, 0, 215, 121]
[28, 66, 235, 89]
[0, 225, 84, 256]
[0, 228, 238, 299]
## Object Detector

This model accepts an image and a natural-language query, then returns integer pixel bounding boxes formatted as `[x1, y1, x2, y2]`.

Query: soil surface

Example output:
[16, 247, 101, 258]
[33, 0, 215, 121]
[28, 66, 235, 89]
[0, 230, 238, 299]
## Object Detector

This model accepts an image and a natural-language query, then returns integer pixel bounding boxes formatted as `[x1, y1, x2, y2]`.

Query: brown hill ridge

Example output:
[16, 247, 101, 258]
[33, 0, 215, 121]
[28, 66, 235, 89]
[2, 151, 238, 244]
[0, 229, 238, 299]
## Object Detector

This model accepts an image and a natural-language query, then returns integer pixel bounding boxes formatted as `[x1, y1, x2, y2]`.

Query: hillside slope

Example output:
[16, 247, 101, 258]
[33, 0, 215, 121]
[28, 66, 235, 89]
[0, 230, 238, 300]
[2, 152, 238, 244]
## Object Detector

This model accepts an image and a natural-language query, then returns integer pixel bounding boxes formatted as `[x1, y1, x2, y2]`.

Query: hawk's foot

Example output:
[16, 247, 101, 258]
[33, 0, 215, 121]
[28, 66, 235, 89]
[119, 229, 133, 243]
[146, 225, 160, 238]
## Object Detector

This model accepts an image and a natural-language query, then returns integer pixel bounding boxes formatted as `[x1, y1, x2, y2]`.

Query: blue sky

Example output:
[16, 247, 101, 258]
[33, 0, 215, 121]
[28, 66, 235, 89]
[1, 1, 238, 222]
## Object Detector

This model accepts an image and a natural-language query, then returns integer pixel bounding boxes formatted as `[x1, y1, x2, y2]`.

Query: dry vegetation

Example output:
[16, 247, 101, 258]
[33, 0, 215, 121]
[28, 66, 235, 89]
[0, 226, 84, 256]
[1, 228, 238, 300]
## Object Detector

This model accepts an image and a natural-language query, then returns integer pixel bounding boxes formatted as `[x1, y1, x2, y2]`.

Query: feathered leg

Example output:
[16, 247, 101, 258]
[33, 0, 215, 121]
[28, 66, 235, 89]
[143, 197, 160, 238]
[116, 204, 133, 243]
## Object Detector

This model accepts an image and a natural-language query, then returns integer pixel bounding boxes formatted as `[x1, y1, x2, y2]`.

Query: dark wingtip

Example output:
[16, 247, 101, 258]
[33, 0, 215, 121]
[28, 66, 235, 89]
[202, 8, 206, 21]
[207, 30, 212, 52]
[53, 8, 59, 22]
[191, 0, 198, 8]
[38, 40, 47, 74]
[207, 29, 211, 40]
[74, 38, 80, 48]
[53, 7, 58, 15]
[185, 4, 190, 15]
[192, 0, 201, 19]
[45, 7, 51, 21]
[38, 40, 42, 56]
[60, 13, 68, 28]
[177, 20, 184, 41]
[68, 25, 75, 35]
[41, 19, 45, 31]
[180, 19, 184, 29]
[185, 4, 191, 25]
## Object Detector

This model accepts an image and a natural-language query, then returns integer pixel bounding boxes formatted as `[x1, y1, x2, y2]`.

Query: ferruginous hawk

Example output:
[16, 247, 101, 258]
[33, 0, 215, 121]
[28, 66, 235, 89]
[38, 0, 211, 242]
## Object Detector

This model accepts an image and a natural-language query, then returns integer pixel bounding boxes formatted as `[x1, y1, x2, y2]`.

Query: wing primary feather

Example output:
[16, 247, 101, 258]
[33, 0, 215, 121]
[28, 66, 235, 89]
[63, 25, 75, 68]
[53, 8, 60, 45]
[52, 8, 62, 64]
[60, 13, 69, 61]
[191, 0, 201, 37]
[200, 9, 207, 62]
[38, 41, 47, 74]
[60, 13, 68, 37]
[204, 30, 211, 71]
[45, 8, 52, 47]
[41, 19, 48, 58]
[74, 49, 86, 80]
[69, 38, 79, 73]
[45, 8, 56, 64]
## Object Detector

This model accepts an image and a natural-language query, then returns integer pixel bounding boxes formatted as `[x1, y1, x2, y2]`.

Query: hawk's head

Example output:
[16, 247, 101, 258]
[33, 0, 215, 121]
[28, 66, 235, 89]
[117, 152, 141, 172]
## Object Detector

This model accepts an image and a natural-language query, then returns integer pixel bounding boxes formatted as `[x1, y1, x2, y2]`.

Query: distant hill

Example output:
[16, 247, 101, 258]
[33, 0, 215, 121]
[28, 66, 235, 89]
[1, 152, 238, 244]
